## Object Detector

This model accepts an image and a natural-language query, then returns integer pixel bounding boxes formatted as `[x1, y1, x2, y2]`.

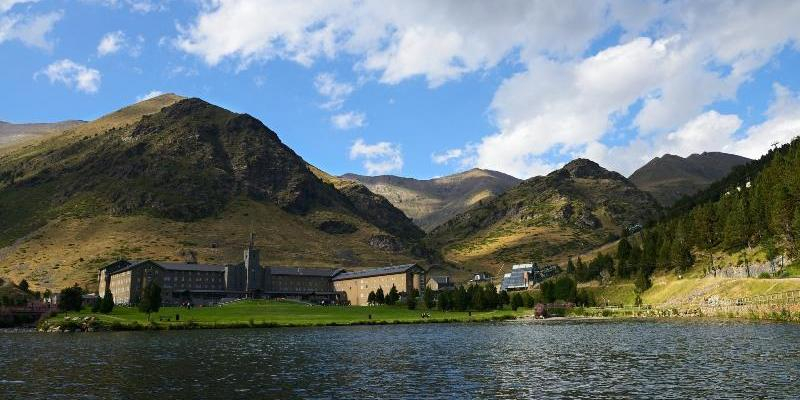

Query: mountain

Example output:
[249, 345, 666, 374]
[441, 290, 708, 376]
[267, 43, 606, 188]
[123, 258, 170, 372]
[0, 95, 425, 291]
[426, 159, 660, 275]
[341, 169, 520, 231]
[0, 120, 85, 148]
[629, 152, 751, 206]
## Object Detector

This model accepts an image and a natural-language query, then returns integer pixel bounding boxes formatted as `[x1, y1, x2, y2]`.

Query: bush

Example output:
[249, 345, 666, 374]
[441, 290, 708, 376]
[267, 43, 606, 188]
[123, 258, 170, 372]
[758, 272, 771, 279]
[510, 293, 523, 311]
[58, 285, 84, 312]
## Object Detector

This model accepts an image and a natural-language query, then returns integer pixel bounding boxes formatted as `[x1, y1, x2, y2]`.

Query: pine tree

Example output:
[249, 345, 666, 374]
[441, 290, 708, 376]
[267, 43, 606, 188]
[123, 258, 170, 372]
[437, 291, 450, 311]
[375, 287, 385, 304]
[566, 257, 576, 275]
[386, 285, 399, 305]
[138, 282, 162, 320]
[510, 293, 523, 311]
[422, 287, 435, 309]
[367, 291, 376, 305]
[100, 290, 114, 314]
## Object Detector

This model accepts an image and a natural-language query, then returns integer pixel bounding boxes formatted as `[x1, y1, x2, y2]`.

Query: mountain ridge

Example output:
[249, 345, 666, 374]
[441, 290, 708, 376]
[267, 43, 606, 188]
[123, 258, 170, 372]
[629, 151, 751, 206]
[426, 158, 660, 276]
[341, 168, 520, 231]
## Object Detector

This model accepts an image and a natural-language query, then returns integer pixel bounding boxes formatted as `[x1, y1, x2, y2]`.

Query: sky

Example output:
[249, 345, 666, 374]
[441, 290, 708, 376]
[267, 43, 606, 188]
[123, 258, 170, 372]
[2, 0, 800, 179]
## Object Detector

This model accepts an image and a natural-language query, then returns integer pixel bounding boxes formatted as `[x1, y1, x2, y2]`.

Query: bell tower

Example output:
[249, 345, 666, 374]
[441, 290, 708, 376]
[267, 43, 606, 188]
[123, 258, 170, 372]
[244, 233, 262, 295]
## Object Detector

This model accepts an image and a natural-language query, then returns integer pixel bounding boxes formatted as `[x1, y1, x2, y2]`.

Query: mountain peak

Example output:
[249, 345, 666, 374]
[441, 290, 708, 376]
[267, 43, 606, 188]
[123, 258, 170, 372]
[557, 158, 622, 180]
[629, 151, 750, 206]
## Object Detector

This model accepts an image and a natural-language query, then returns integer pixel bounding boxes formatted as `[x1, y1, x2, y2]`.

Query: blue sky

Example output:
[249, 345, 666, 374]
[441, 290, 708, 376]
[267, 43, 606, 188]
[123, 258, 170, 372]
[2, 1, 800, 179]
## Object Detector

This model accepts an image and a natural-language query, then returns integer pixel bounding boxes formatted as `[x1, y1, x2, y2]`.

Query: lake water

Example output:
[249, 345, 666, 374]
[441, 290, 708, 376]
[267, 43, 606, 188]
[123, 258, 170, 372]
[2, 319, 799, 399]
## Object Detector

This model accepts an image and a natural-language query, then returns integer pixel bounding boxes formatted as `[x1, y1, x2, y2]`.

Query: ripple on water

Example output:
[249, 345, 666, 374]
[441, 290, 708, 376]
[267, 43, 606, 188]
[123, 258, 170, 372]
[1, 320, 799, 399]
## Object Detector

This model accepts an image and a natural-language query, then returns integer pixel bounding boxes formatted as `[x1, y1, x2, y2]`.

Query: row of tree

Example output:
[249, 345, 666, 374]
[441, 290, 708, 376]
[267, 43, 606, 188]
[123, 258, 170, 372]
[509, 276, 596, 310]
[563, 137, 800, 292]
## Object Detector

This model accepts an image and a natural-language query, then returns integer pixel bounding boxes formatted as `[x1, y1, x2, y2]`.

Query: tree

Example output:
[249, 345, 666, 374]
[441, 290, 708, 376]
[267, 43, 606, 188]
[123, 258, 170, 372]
[510, 293, 523, 311]
[566, 257, 576, 275]
[100, 290, 114, 314]
[437, 291, 451, 311]
[575, 257, 587, 282]
[406, 289, 417, 310]
[498, 290, 510, 309]
[670, 239, 694, 273]
[91, 298, 101, 313]
[375, 287, 385, 304]
[58, 285, 84, 312]
[367, 291, 376, 305]
[138, 282, 162, 320]
[634, 271, 651, 294]
[386, 285, 399, 305]
[422, 287, 435, 309]
[522, 292, 535, 308]
[617, 237, 632, 263]
[18, 279, 29, 293]
[483, 283, 499, 310]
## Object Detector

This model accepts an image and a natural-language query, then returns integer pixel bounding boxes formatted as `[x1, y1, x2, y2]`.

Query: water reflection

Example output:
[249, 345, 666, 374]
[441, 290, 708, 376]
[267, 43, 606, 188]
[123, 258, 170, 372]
[2, 319, 799, 399]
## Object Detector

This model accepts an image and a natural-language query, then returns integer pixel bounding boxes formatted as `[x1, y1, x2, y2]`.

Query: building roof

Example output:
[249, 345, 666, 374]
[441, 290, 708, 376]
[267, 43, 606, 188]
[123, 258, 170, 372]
[158, 262, 226, 272]
[107, 260, 227, 274]
[332, 264, 422, 281]
[269, 266, 344, 277]
[429, 276, 454, 285]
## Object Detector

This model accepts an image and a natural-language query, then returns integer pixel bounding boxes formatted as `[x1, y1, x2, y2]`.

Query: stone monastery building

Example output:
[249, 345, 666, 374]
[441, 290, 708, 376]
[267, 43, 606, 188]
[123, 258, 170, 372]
[98, 235, 425, 306]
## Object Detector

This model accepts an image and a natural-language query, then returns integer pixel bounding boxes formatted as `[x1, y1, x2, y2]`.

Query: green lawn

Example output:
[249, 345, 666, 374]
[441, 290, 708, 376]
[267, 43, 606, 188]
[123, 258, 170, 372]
[44, 300, 529, 331]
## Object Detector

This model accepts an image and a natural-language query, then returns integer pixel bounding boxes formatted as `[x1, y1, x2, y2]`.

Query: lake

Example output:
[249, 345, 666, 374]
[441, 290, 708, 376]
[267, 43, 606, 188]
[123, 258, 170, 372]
[2, 319, 799, 399]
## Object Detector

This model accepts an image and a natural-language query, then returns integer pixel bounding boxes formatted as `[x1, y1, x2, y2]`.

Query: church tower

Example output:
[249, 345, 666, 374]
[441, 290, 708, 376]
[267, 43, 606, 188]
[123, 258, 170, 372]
[244, 233, 262, 295]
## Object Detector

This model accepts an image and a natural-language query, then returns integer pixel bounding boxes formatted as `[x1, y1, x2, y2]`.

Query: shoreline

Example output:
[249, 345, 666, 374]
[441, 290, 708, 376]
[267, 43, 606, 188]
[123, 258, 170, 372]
[38, 313, 521, 332]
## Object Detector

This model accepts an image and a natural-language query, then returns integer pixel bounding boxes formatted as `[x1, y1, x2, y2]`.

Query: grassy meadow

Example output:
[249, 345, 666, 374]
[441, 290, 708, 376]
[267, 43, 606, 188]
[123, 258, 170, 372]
[43, 300, 528, 331]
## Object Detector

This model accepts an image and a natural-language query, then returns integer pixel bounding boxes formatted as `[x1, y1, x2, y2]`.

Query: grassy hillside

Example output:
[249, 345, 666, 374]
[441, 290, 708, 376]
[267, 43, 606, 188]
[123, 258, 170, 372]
[0, 198, 425, 291]
[342, 168, 520, 231]
[427, 159, 660, 277]
[0, 96, 425, 291]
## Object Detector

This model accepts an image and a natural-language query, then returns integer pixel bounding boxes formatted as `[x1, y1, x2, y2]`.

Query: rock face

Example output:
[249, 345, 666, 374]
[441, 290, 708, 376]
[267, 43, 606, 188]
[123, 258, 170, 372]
[426, 159, 660, 274]
[629, 152, 750, 206]
[342, 168, 520, 231]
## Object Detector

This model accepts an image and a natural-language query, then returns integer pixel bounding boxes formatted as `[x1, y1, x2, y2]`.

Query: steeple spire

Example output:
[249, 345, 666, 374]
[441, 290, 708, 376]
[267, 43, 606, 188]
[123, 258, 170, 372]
[249, 232, 255, 249]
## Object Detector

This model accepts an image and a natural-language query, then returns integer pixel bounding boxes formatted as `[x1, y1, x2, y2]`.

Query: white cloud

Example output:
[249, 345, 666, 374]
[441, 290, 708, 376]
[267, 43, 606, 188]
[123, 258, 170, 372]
[0, 7, 61, 50]
[175, 0, 609, 85]
[349, 138, 403, 175]
[174, 1, 800, 178]
[431, 148, 463, 164]
[331, 111, 365, 130]
[314, 73, 353, 110]
[87, 0, 167, 13]
[0, 0, 36, 13]
[36, 59, 101, 93]
[580, 84, 800, 175]
[136, 90, 164, 101]
[727, 84, 800, 159]
[97, 30, 124, 56]
[97, 31, 144, 57]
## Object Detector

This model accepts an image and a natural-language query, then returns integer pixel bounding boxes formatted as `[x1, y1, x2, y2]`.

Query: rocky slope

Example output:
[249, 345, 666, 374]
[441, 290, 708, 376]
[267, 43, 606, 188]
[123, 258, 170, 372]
[426, 159, 660, 275]
[342, 169, 520, 231]
[0, 95, 424, 291]
[629, 152, 750, 206]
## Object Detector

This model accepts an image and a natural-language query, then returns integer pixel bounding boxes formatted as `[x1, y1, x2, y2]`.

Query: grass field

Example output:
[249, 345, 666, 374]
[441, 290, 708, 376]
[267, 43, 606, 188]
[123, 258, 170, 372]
[43, 300, 529, 331]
